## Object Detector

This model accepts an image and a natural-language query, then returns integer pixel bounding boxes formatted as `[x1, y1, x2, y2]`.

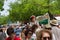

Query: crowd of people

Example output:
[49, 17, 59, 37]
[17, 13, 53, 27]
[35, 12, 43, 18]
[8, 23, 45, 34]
[0, 15, 60, 40]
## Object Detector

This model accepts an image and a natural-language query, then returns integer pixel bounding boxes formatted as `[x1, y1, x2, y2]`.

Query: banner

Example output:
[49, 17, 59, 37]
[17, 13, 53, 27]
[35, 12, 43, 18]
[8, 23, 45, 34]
[36, 13, 51, 28]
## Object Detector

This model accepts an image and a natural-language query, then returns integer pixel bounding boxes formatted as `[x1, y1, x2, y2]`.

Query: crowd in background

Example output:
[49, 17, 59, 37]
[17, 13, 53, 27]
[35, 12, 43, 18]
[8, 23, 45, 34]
[0, 15, 60, 40]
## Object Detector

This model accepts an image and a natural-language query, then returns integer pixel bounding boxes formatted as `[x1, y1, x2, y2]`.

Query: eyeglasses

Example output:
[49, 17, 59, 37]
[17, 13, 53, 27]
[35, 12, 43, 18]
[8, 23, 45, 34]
[42, 37, 51, 40]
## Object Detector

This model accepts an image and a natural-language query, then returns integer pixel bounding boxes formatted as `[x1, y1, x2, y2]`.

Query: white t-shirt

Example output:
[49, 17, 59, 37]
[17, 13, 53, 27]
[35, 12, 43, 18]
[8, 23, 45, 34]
[30, 21, 39, 27]
[52, 27, 60, 40]
[31, 33, 36, 40]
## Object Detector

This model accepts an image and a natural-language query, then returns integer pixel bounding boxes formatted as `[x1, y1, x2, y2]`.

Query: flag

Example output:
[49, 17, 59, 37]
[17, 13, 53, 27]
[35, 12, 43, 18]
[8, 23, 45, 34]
[36, 13, 51, 28]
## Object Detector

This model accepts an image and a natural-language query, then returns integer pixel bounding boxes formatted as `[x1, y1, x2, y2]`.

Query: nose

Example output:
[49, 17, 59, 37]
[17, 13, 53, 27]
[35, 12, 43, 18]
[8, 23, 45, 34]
[46, 38, 49, 40]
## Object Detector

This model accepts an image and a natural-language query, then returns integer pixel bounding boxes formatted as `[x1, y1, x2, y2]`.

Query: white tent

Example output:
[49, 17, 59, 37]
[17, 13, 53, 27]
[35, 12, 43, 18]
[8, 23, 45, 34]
[55, 16, 60, 20]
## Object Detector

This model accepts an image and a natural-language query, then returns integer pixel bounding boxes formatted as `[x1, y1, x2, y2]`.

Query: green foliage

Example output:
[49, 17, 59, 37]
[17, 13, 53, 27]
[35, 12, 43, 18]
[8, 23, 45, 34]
[9, 0, 48, 22]
[0, 16, 9, 24]
[0, 0, 4, 11]
[9, 0, 60, 22]
[49, 0, 60, 15]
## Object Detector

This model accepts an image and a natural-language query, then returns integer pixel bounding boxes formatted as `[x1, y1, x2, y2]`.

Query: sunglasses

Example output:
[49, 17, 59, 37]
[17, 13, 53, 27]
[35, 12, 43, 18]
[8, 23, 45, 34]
[42, 37, 51, 40]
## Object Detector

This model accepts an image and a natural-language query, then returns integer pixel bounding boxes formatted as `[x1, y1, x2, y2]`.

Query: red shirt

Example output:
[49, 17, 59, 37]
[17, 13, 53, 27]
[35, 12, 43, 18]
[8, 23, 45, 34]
[6, 36, 21, 40]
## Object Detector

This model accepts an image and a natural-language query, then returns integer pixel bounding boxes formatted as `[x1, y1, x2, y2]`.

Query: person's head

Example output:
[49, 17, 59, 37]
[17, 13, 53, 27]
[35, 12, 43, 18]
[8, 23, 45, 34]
[7, 27, 15, 38]
[22, 28, 26, 33]
[0, 26, 3, 32]
[26, 23, 31, 28]
[57, 24, 60, 28]
[36, 30, 52, 40]
[31, 24, 38, 33]
[27, 30, 33, 39]
[50, 20, 58, 26]
[11, 25, 16, 28]
[30, 15, 36, 22]
[0, 29, 3, 32]
[44, 27, 52, 31]
[2, 26, 7, 32]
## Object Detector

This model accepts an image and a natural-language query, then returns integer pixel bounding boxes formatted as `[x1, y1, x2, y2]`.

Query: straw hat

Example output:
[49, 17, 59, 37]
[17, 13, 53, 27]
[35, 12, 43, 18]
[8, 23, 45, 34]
[50, 19, 58, 26]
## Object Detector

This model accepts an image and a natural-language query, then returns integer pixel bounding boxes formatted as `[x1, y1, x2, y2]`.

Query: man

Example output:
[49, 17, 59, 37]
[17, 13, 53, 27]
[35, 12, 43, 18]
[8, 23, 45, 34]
[50, 19, 60, 40]
[14, 25, 22, 37]
[29, 15, 39, 27]
[0, 28, 5, 40]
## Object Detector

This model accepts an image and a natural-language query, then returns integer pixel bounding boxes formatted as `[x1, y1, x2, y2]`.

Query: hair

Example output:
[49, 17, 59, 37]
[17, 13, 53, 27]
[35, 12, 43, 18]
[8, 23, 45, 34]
[7, 27, 15, 36]
[31, 24, 38, 33]
[25, 29, 32, 37]
[30, 15, 36, 21]
[36, 29, 52, 40]
[27, 30, 33, 36]
[0, 29, 3, 32]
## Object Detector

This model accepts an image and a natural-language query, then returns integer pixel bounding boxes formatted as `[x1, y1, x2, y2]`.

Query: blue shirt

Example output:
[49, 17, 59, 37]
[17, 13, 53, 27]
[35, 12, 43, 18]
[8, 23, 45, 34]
[14, 27, 22, 36]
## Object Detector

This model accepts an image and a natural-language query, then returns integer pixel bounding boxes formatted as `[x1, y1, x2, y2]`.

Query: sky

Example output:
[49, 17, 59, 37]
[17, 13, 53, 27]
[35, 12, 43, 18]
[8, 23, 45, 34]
[1, 0, 16, 16]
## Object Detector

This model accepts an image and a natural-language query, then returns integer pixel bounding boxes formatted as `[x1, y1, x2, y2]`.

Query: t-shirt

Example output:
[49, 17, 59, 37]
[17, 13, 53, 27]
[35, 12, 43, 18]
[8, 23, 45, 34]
[31, 33, 36, 40]
[0, 32, 5, 40]
[30, 21, 39, 27]
[6, 36, 21, 40]
[14, 27, 22, 37]
[52, 27, 60, 40]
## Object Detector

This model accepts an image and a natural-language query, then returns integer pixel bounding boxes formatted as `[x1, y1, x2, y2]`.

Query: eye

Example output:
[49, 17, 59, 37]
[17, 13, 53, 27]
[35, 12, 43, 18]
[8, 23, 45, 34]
[42, 37, 51, 40]
[43, 37, 46, 40]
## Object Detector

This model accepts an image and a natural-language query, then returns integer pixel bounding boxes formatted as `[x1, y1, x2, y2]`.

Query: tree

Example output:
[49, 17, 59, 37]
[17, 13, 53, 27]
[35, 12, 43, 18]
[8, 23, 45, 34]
[0, 16, 9, 25]
[9, 0, 60, 22]
[48, 0, 60, 15]
[9, 0, 48, 22]
[0, 0, 4, 11]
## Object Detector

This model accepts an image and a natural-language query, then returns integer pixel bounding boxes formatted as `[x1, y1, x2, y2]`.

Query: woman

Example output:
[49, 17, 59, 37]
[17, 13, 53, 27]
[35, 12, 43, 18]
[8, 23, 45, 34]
[25, 30, 33, 40]
[36, 29, 52, 40]
[6, 27, 21, 40]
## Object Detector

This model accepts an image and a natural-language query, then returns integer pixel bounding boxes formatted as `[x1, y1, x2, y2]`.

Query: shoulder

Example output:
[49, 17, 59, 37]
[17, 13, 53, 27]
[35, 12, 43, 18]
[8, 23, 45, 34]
[15, 37, 21, 40]
[6, 37, 10, 40]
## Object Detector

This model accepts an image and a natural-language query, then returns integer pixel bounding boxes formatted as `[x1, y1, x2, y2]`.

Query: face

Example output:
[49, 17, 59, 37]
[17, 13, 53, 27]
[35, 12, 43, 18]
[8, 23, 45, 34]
[31, 18, 36, 22]
[2, 27, 6, 32]
[27, 31, 32, 38]
[11, 25, 15, 28]
[42, 32, 51, 40]
[23, 29, 26, 33]
[9, 34, 15, 39]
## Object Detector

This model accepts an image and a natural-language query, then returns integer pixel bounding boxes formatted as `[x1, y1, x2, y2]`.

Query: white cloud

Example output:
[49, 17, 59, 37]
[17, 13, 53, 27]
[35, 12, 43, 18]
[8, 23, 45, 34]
[1, 10, 9, 16]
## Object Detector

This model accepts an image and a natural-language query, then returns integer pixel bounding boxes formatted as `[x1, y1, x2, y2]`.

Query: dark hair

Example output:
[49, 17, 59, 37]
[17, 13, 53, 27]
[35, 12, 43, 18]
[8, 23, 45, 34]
[30, 15, 36, 21]
[26, 30, 33, 36]
[7, 27, 15, 35]
[0, 29, 3, 32]
[31, 24, 38, 33]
